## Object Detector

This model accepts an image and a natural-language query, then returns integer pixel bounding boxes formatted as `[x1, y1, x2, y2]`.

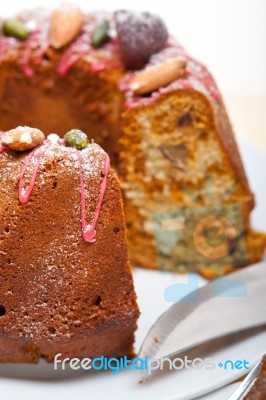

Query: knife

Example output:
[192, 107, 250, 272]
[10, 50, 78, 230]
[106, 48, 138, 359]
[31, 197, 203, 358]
[228, 359, 262, 400]
[138, 261, 266, 363]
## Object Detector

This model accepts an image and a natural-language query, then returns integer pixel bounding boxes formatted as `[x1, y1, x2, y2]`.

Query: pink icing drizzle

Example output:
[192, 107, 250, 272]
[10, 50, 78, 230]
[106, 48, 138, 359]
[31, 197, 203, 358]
[76, 149, 110, 243]
[0, 131, 9, 152]
[0, 13, 221, 104]
[22, 29, 50, 78]
[89, 58, 122, 73]
[164, 42, 221, 101]
[0, 38, 10, 63]
[0, 144, 9, 152]
[57, 43, 89, 77]
[18, 142, 50, 203]
[120, 39, 221, 108]
[57, 28, 92, 76]
[188, 66, 220, 102]
[57, 16, 122, 76]
[0, 13, 222, 107]
[0, 134, 108, 242]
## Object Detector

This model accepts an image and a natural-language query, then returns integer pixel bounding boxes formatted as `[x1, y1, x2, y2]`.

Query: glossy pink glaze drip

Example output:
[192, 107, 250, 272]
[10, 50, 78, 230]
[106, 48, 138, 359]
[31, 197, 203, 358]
[57, 25, 122, 76]
[18, 142, 50, 203]
[167, 42, 221, 101]
[57, 31, 91, 77]
[0, 131, 9, 152]
[1, 12, 221, 108]
[1, 15, 220, 103]
[0, 144, 9, 152]
[177, 80, 194, 90]
[89, 40, 122, 72]
[90, 58, 122, 73]
[121, 39, 221, 108]
[76, 149, 110, 243]
[22, 29, 50, 78]
[188, 67, 220, 102]
[0, 38, 9, 63]
[15, 138, 108, 243]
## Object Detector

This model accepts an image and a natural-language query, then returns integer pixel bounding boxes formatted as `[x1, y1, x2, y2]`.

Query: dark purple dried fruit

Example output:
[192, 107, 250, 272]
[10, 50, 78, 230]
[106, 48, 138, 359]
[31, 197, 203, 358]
[178, 112, 192, 127]
[160, 143, 188, 171]
[114, 10, 168, 70]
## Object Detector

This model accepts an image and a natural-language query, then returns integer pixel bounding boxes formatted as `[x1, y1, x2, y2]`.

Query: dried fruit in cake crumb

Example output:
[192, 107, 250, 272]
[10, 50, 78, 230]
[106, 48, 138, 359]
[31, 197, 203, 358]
[160, 143, 188, 171]
[50, 3, 83, 49]
[3, 19, 29, 40]
[91, 19, 110, 48]
[114, 10, 168, 70]
[1, 126, 45, 151]
[64, 129, 88, 150]
[178, 112, 193, 127]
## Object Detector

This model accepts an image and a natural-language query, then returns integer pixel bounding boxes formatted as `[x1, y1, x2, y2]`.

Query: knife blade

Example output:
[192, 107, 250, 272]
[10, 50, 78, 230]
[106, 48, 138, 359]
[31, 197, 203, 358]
[228, 359, 262, 400]
[138, 261, 266, 362]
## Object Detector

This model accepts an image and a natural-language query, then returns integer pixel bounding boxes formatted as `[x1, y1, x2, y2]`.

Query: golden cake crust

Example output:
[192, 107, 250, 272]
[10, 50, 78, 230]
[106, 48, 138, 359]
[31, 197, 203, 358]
[0, 140, 139, 362]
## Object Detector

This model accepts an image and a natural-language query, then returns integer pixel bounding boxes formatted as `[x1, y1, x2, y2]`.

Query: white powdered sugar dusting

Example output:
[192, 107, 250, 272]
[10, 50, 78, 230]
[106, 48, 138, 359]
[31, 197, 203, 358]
[0, 140, 109, 339]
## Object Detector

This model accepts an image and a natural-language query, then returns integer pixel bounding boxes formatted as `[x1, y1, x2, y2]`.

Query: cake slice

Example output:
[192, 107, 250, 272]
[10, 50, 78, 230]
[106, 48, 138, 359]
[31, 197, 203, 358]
[0, 127, 139, 363]
[120, 55, 266, 278]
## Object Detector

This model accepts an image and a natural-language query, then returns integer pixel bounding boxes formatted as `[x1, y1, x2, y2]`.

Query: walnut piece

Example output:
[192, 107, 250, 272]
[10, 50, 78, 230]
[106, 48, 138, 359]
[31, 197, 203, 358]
[1, 126, 45, 151]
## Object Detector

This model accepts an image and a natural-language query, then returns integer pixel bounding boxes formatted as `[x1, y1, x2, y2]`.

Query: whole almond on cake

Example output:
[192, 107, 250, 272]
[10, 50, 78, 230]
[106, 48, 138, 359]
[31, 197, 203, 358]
[130, 58, 187, 95]
[50, 3, 83, 49]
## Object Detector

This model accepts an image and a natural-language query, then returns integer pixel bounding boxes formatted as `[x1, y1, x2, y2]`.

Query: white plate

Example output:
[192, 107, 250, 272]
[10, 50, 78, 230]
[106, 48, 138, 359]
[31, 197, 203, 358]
[0, 138, 265, 400]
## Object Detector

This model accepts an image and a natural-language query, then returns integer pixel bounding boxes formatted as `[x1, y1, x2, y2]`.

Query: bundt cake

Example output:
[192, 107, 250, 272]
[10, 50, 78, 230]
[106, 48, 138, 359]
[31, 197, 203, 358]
[0, 5, 265, 278]
[0, 126, 139, 363]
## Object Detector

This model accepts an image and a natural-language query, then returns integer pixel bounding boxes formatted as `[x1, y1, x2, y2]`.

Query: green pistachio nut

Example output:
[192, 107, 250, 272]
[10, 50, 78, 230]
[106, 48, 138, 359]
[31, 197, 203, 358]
[64, 129, 89, 150]
[3, 18, 30, 41]
[91, 19, 110, 48]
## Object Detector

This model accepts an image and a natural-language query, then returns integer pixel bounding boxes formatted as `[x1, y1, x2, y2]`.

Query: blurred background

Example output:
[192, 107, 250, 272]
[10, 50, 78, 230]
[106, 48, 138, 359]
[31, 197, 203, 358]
[1, 0, 265, 150]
